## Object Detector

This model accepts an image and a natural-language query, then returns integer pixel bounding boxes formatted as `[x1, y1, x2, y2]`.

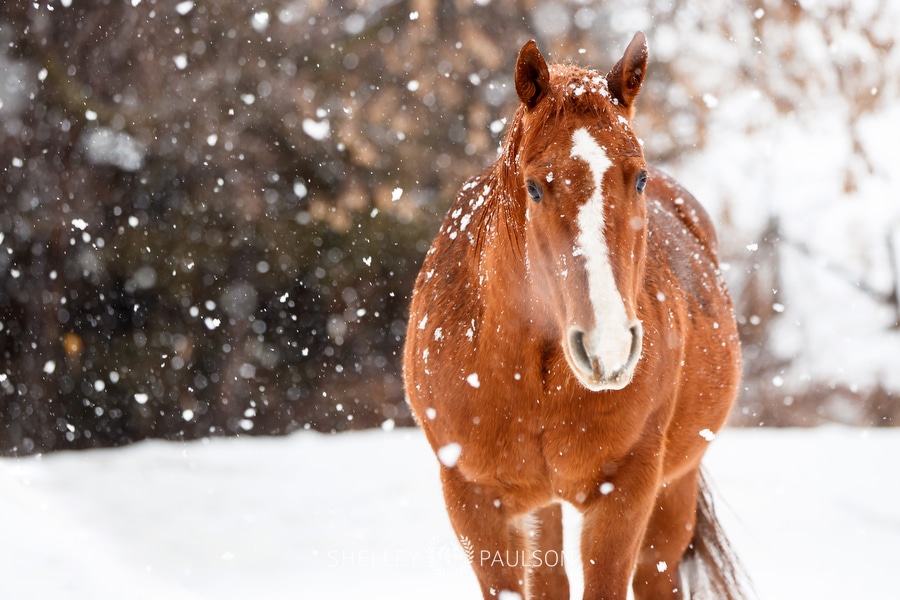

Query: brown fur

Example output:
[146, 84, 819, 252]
[404, 33, 745, 599]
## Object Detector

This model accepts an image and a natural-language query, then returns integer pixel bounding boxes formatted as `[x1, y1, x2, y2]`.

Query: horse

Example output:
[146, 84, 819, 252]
[403, 32, 744, 600]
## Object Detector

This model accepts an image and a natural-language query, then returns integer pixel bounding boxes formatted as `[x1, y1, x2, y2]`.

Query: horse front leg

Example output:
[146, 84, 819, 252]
[528, 503, 570, 599]
[440, 465, 529, 600]
[632, 468, 700, 600]
[579, 456, 662, 600]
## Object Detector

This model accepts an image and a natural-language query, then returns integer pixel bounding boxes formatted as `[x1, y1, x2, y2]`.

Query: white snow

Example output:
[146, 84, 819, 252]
[436, 442, 462, 468]
[302, 118, 330, 141]
[82, 127, 146, 172]
[2, 428, 896, 599]
[250, 11, 270, 33]
[699, 428, 717, 441]
[175, 1, 193, 16]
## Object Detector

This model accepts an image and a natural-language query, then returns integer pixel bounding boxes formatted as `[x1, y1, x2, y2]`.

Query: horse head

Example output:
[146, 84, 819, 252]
[511, 33, 650, 391]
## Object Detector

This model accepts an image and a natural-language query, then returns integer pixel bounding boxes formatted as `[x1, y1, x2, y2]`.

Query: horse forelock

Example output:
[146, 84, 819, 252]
[487, 62, 638, 270]
[495, 63, 631, 188]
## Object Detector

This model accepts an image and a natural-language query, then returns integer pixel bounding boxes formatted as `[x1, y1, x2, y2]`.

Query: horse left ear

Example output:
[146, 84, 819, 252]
[607, 31, 649, 117]
[515, 40, 550, 110]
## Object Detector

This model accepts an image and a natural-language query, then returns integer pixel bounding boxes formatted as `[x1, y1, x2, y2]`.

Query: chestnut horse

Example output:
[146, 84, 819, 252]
[404, 33, 744, 600]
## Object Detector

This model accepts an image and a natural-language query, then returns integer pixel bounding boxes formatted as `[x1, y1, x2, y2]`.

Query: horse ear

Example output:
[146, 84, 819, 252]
[607, 31, 648, 116]
[515, 40, 550, 110]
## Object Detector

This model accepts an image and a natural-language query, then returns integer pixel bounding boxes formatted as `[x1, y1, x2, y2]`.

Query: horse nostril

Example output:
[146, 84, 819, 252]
[628, 323, 643, 362]
[568, 328, 594, 374]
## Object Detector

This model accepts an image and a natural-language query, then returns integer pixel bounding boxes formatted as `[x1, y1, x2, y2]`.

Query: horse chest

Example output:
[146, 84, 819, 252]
[448, 375, 649, 496]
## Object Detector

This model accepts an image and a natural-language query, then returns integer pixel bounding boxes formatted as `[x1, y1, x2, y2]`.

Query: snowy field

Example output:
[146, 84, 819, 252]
[2, 427, 898, 599]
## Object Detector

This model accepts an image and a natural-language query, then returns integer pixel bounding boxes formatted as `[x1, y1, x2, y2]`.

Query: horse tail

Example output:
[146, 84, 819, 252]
[681, 472, 750, 600]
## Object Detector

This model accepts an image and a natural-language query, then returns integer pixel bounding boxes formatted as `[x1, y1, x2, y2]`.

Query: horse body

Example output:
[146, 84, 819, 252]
[404, 33, 743, 600]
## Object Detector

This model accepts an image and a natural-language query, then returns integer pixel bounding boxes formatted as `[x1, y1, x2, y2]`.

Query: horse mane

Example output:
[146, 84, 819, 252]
[496, 63, 619, 185]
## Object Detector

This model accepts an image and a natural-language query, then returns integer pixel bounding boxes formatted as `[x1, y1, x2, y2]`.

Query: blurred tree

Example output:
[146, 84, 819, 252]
[0, 1, 445, 453]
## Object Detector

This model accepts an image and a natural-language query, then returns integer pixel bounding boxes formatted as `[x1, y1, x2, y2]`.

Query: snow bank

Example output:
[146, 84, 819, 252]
[1, 428, 898, 599]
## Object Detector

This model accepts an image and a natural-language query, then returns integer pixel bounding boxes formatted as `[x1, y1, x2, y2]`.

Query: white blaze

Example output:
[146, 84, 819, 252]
[569, 127, 633, 370]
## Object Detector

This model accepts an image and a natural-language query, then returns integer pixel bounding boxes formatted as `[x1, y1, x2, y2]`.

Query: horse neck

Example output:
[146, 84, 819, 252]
[473, 168, 517, 247]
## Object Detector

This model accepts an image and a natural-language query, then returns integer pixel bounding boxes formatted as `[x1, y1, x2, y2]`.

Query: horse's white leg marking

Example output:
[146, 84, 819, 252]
[569, 127, 635, 380]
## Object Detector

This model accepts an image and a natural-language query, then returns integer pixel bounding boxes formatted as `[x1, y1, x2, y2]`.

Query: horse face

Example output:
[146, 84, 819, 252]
[515, 35, 649, 392]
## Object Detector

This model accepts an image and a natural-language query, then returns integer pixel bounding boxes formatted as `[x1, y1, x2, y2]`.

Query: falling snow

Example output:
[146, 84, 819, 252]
[302, 118, 330, 141]
[437, 442, 462, 467]
[175, 1, 193, 15]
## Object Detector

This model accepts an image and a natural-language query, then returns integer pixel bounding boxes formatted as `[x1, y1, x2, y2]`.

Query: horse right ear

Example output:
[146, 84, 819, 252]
[606, 31, 648, 117]
[515, 40, 550, 110]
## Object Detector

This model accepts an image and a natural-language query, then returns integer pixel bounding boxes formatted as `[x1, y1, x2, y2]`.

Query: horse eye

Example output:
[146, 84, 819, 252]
[635, 170, 648, 195]
[526, 179, 543, 202]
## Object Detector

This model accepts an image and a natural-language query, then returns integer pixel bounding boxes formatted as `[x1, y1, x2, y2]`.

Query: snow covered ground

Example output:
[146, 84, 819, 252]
[2, 427, 898, 599]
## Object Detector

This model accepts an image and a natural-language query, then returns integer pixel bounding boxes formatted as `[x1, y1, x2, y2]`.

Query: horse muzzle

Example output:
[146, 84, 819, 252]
[565, 321, 643, 391]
